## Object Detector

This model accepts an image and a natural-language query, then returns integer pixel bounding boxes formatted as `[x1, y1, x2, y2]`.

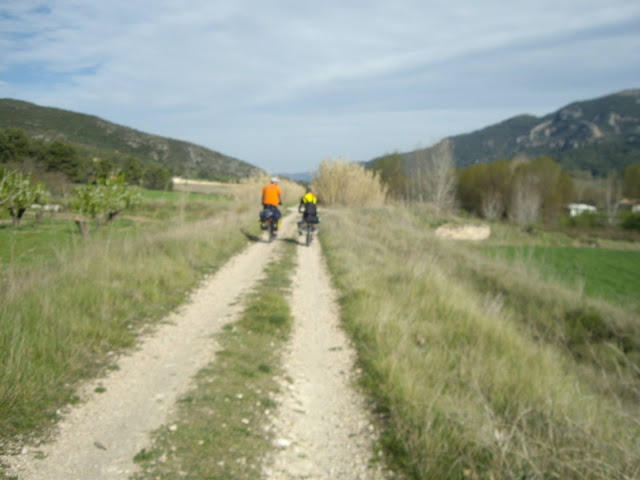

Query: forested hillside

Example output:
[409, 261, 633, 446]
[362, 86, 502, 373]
[0, 99, 262, 183]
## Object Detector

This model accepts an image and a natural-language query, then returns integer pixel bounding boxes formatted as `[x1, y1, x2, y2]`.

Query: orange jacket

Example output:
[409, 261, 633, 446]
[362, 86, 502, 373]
[262, 183, 281, 207]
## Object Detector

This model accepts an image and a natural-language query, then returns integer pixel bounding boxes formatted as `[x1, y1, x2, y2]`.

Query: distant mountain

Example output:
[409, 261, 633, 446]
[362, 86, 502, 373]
[371, 89, 640, 176]
[0, 99, 262, 181]
[279, 171, 314, 183]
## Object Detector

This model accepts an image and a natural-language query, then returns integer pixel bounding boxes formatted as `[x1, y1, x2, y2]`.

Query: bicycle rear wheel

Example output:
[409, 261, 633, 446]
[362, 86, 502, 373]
[268, 221, 275, 242]
[305, 225, 312, 246]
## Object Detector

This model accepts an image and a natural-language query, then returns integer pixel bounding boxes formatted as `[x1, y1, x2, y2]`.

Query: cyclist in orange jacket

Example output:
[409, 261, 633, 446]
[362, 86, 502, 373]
[260, 177, 282, 232]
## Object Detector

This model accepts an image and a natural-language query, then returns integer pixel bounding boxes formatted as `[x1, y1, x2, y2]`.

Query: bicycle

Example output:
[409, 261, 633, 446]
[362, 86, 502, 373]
[300, 220, 317, 246]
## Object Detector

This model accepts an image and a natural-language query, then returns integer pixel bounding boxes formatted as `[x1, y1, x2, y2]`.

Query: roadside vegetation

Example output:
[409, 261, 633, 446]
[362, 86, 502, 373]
[319, 204, 639, 479]
[313, 157, 387, 206]
[0, 188, 259, 449]
[132, 238, 297, 480]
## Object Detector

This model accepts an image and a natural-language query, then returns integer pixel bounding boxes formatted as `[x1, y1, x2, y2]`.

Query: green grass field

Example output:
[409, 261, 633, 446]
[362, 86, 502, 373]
[480, 245, 640, 311]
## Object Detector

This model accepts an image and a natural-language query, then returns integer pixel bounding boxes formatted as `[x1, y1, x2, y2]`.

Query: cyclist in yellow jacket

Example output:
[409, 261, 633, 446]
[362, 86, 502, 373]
[297, 186, 318, 234]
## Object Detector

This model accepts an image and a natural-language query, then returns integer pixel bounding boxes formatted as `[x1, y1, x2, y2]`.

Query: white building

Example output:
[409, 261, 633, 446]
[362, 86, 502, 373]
[567, 203, 597, 217]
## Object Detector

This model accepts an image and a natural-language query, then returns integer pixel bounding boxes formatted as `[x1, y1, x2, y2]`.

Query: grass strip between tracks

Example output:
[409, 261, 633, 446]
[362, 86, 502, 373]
[132, 238, 297, 480]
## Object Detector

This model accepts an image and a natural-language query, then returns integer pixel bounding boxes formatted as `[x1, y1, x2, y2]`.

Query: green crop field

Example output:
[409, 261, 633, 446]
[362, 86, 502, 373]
[480, 245, 640, 311]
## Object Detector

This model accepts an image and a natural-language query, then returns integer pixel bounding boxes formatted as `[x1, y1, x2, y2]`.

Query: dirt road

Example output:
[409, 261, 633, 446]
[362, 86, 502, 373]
[262, 229, 389, 479]
[3, 213, 389, 479]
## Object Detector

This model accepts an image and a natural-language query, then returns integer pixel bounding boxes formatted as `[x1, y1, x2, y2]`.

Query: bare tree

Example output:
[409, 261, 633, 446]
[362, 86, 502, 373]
[509, 174, 542, 228]
[413, 139, 457, 216]
[481, 190, 504, 220]
[604, 171, 623, 226]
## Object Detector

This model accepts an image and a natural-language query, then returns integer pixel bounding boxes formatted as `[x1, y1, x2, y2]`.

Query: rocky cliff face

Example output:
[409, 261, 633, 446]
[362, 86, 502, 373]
[520, 90, 640, 151]
[436, 89, 640, 173]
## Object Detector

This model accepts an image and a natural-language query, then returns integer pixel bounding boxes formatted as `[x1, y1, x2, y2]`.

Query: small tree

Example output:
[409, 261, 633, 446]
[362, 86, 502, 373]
[481, 190, 504, 220]
[508, 172, 542, 229]
[413, 139, 457, 215]
[73, 176, 140, 236]
[0, 169, 48, 226]
[603, 171, 623, 226]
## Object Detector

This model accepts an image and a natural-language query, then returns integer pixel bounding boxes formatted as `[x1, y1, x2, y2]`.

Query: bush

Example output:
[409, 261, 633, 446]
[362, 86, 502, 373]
[313, 157, 386, 207]
[562, 211, 605, 228]
[621, 212, 640, 231]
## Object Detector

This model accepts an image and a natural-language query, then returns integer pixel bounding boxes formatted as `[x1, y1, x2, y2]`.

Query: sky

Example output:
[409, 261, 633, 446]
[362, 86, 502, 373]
[1, 1, 639, 175]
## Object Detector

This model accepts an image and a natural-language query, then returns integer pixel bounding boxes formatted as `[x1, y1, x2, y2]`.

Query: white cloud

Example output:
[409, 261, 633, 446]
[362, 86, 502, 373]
[1, 0, 639, 172]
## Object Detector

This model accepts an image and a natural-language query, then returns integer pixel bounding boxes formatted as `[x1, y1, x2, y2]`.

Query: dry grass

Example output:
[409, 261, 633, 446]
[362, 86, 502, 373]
[170, 176, 306, 209]
[312, 158, 386, 206]
[320, 205, 640, 479]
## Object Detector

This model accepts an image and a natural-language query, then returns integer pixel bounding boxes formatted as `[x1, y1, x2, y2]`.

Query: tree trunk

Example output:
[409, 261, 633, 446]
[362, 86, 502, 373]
[75, 216, 89, 238]
[106, 210, 121, 223]
[9, 207, 26, 227]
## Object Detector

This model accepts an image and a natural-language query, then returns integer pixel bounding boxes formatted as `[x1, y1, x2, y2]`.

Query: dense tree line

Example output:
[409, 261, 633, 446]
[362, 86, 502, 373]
[370, 140, 457, 215]
[624, 163, 640, 199]
[457, 156, 574, 226]
[0, 127, 172, 190]
[370, 150, 640, 228]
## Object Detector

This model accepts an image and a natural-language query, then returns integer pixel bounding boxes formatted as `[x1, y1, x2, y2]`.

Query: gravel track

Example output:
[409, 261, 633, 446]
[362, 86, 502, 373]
[262, 230, 391, 479]
[2, 216, 295, 480]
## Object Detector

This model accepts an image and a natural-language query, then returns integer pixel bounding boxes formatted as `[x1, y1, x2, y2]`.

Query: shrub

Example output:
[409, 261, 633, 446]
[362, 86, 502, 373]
[621, 212, 640, 231]
[313, 157, 386, 206]
[0, 169, 49, 226]
[561, 211, 605, 228]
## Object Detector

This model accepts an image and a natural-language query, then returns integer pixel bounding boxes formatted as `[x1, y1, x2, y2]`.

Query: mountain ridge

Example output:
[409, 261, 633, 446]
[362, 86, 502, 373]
[0, 98, 262, 181]
[369, 88, 640, 175]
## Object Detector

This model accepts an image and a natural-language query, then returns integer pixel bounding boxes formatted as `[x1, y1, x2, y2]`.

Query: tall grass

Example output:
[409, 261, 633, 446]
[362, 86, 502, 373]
[312, 157, 387, 206]
[0, 204, 256, 440]
[320, 205, 640, 479]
